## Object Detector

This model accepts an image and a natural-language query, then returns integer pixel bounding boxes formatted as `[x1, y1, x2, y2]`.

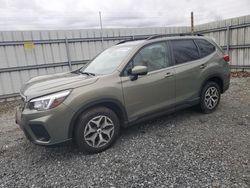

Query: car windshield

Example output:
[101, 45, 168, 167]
[80, 46, 133, 75]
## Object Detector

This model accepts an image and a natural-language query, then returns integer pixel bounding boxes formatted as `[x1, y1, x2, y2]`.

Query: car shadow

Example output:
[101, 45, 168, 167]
[35, 107, 203, 157]
[121, 107, 199, 137]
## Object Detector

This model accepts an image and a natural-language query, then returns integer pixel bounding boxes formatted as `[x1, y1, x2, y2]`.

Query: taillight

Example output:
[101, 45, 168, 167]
[223, 54, 230, 62]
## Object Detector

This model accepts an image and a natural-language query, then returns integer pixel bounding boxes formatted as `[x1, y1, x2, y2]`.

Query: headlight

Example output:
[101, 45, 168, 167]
[29, 90, 71, 111]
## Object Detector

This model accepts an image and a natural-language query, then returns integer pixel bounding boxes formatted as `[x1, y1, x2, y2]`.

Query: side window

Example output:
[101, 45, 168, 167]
[195, 39, 216, 57]
[172, 39, 200, 64]
[126, 42, 170, 74]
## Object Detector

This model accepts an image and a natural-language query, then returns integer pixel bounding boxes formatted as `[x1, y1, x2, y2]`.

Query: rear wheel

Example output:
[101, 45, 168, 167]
[198, 81, 221, 113]
[74, 107, 120, 153]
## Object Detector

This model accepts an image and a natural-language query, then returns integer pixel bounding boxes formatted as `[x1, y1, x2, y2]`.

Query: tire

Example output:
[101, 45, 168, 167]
[198, 81, 221, 114]
[74, 106, 120, 153]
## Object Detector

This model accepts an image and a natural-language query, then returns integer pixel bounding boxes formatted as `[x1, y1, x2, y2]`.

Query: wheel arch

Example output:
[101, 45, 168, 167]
[200, 74, 224, 95]
[68, 98, 128, 138]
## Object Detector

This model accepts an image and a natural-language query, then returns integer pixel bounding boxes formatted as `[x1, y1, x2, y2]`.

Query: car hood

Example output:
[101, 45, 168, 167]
[20, 72, 98, 101]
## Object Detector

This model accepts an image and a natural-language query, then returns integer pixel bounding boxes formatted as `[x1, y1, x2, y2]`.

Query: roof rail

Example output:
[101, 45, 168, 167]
[116, 39, 134, 45]
[116, 40, 127, 45]
[116, 33, 203, 45]
[116, 36, 147, 45]
[146, 33, 203, 40]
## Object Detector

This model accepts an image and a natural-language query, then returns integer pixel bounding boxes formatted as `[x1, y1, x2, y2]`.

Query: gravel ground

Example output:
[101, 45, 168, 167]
[0, 78, 250, 188]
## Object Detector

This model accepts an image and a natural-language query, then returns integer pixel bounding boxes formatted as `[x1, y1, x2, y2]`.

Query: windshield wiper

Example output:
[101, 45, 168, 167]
[79, 71, 95, 76]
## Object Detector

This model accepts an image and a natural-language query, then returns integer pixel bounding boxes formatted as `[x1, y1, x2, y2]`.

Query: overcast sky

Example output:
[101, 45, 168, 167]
[0, 0, 250, 30]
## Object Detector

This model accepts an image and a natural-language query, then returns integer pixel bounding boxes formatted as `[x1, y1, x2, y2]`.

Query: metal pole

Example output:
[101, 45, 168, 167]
[65, 37, 72, 71]
[99, 11, 104, 49]
[226, 25, 230, 54]
[191, 12, 194, 35]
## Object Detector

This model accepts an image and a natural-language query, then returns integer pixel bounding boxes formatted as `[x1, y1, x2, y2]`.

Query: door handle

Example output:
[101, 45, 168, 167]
[164, 72, 174, 78]
[200, 64, 207, 69]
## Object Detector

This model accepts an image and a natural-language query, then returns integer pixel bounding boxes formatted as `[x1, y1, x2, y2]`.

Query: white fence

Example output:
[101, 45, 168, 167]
[0, 15, 250, 99]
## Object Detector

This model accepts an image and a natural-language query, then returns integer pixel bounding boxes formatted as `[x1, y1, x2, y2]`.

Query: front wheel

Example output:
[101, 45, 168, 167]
[74, 107, 120, 153]
[198, 81, 221, 114]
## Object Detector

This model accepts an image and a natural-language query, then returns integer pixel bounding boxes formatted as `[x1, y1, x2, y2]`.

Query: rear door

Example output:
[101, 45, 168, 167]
[121, 41, 176, 121]
[171, 39, 204, 104]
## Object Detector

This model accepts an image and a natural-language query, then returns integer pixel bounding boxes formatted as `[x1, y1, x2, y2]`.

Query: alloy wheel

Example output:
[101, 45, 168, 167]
[204, 86, 219, 109]
[83, 115, 114, 148]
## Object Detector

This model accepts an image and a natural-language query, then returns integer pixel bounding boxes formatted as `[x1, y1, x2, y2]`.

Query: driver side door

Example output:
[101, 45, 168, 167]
[121, 41, 176, 122]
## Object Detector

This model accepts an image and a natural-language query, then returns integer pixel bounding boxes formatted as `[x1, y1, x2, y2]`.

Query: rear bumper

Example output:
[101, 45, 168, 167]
[222, 73, 230, 93]
[223, 81, 230, 93]
[15, 103, 74, 146]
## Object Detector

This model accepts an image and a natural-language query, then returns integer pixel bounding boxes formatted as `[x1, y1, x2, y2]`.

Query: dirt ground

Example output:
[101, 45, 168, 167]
[0, 77, 250, 187]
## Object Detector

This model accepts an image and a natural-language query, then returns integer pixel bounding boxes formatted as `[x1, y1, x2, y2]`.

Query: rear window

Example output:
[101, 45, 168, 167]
[171, 39, 200, 64]
[194, 39, 216, 58]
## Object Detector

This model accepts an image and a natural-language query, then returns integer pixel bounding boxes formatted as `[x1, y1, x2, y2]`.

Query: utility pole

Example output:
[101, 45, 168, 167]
[191, 11, 194, 35]
[99, 11, 104, 49]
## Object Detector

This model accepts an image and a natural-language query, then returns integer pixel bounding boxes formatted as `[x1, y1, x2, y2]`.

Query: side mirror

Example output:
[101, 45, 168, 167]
[130, 66, 148, 81]
[131, 66, 148, 75]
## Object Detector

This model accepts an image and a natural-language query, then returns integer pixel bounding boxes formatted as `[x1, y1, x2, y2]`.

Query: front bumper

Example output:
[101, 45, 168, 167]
[15, 103, 75, 146]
